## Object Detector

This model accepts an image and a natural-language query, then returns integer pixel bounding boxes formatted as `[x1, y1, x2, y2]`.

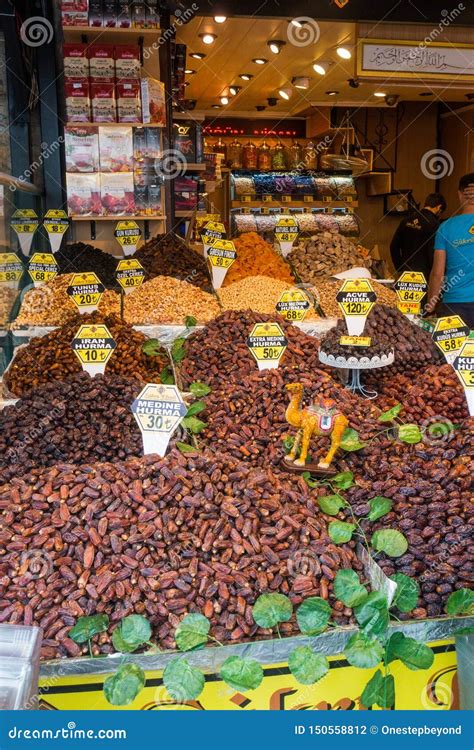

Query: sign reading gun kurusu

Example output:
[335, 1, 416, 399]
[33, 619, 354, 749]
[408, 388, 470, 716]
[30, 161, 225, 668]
[132, 384, 188, 456]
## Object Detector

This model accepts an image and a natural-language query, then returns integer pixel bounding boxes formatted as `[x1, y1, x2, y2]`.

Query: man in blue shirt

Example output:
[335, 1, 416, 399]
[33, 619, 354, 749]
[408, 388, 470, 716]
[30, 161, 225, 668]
[427, 173, 474, 328]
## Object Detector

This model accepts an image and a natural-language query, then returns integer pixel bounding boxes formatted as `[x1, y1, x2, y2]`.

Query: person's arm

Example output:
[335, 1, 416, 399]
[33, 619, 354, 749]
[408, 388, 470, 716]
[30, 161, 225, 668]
[390, 221, 405, 272]
[426, 250, 446, 312]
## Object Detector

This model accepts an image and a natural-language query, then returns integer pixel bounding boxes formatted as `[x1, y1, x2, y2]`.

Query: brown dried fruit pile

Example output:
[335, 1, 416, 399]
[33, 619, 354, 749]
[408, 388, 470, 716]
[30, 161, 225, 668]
[0, 450, 362, 660]
[134, 234, 212, 292]
[345, 421, 474, 616]
[376, 363, 469, 425]
[5, 313, 169, 397]
[0, 372, 149, 483]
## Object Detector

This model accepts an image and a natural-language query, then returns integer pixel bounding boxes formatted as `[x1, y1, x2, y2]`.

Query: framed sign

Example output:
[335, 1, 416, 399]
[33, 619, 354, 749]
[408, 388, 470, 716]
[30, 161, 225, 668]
[357, 39, 474, 81]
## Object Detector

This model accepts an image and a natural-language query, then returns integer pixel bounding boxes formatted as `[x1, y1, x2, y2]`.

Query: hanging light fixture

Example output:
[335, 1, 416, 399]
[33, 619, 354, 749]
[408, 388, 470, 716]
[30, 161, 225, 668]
[185, 69, 196, 75]
[239, 73, 253, 80]
[278, 87, 292, 100]
[336, 46, 352, 59]
[313, 61, 329, 75]
[267, 40, 285, 54]
[229, 85, 241, 96]
[214, 15, 226, 23]
[220, 95, 229, 105]
[190, 52, 206, 59]
[292, 77, 310, 89]
[252, 58, 268, 65]
[374, 91, 387, 97]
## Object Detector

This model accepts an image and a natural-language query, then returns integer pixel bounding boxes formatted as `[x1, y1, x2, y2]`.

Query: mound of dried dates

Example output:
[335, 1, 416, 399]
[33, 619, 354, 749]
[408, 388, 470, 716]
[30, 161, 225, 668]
[134, 234, 212, 292]
[0, 450, 363, 659]
[56, 243, 123, 290]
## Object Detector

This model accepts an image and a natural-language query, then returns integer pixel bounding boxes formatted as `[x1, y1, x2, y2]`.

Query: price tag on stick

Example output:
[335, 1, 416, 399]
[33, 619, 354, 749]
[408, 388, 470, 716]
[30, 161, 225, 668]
[247, 322, 288, 371]
[336, 278, 377, 336]
[44, 210, 69, 254]
[274, 218, 299, 258]
[394, 272, 427, 316]
[116, 259, 145, 294]
[0, 253, 23, 288]
[453, 338, 474, 416]
[206, 238, 236, 289]
[71, 324, 116, 376]
[28, 253, 58, 287]
[11, 209, 39, 256]
[432, 316, 469, 364]
[276, 289, 311, 322]
[131, 384, 188, 456]
[67, 273, 105, 314]
[114, 220, 142, 256]
[201, 221, 226, 255]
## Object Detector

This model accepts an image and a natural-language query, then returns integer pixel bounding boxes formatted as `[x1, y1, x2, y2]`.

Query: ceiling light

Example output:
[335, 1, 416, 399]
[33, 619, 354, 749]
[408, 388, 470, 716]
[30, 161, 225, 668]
[268, 40, 285, 54]
[326, 90, 339, 96]
[229, 85, 241, 96]
[211, 104, 221, 109]
[267, 97, 277, 106]
[313, 61, 329, 76]
[239, 73, 253, 80]
[348, 78, 360, 88]
[190, 52, 206, 59]
[292, 77, 310, 90]
[252, 58, 268, 65]
[184, 81, 190, 86]
[220, 96, 229, 105]
[185, 69, 196, 75]
[374, 92, 386, 97]
[290, 18, 305, 28]
[255, 105, 266, 111]
[279, 87, 292, 100]
[214, 15, 226, 23]
[420, 92, 434, 97]
[200, 33, 216, 45]
[337, 47, 352, 59]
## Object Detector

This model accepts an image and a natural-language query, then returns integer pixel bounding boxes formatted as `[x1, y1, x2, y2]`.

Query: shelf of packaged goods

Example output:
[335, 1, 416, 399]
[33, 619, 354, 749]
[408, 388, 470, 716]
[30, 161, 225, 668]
[70, 215, 166, 221]
[65, 122, 164, 128]
[231, 200, 358, 209]
[62, 26, 162, 42]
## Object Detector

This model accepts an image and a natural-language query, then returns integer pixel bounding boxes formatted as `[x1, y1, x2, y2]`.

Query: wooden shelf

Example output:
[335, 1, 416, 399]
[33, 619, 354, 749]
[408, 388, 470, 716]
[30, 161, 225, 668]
[70, 215, 165, 221]
[231, 200, 357, 209]
[175, 210, 206, 218]
[65, 122, 163, 129]
[62, 26, 162, 42]
[184, 163, 206, 171]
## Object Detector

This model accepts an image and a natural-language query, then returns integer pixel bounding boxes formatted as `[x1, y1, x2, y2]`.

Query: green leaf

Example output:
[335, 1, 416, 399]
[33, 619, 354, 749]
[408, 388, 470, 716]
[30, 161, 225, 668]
[334, 569, 368, 608]
[328, 520, 356, 544]
[69, 614, 109, 644]
[354, 592, 390, 637]
[386, 632, 434, 671]
[296, 597, 331, 635]
[252, 593, 293, 629]
[142, 338, 161, 357]
[367, 496, 392, 522]
[111, 615, 152, 653]
[332, 471, 354, 490]
[189, 382, 211, 397]
[361, 670, 395, 709]
[185, 315, 197, 328]
[104, 664, 146, 706]
[340, 428, 366, 452]
[371, 529, 408, 558]
[398, 423, 422, 444]
[159, 366, 175, 384]
[390, 574, 420, 612]
[182, 416, 207, 434]
[171, 338, 186, 363]
[288, 647, 329, 685]
[163, 658, 205, 701]
[445, 588, 474, 616]
[176, 441, 199, 454]
[454, 627, 474, 636]
[318, 494, 346, 516]
[378, 403, 402, 422]
[175, 613, 210, 652]
[219, 656, 263, 692]
[282, 436, 294, 453]
[301, 471, 319, 488]
[345, 632, 384, 668]
[186, 400, 206, 417]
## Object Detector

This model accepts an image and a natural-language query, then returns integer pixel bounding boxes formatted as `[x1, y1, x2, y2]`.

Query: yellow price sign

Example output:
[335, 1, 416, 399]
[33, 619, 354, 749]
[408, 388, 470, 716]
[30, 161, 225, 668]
[395, 271, 427, 315]
[207, 238, 236, 269]
[339, 335, 372, 347]
[453, 339, 474, 389]
[336, 279, 377, 318]
[274, 218, 299, 257]
[432, 315, 469, 356]
[11, 209, 39, 255]
[114, 221, 142, 256]
[0, 253, 23, 283]
[116, 259, 145, 292]
[71, 324, 116, 374]
[44, 209, 69, 234]
[201, 221, 226, 248]
[276, 289, 311, 322]
[28, 253, 58, 284]
[66, 272, 104, 313]
[247, 322, 288, 370]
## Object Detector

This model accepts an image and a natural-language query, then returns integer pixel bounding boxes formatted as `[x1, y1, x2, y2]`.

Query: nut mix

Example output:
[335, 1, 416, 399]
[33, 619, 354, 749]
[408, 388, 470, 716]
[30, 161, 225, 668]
[0, 449, 363, 659]
[123, 275, 221, 325]
[217, 276, 319, 319]
[5, 312, 169, 397]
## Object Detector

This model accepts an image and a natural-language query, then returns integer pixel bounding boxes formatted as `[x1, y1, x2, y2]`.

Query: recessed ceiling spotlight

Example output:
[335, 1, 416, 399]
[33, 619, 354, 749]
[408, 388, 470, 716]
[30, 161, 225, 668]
[348, 78, 360, 88]
[214, 15, 226, 23]
[220, 95, 229, 105]
[337, 47, 352, 59]
[199, 33, 217, 45]
[239, 73, 253, 80]
[184, 81, 190, 86]
[279, 87, 292, 100]
[313, 61, 329, 76]
[374, 92, 386, 97]
[229, 85, 241, 96]
[252, 58, 268, 65]
[268, 40, 286, 54]
[292, 77, 310, 90]
[255, 105, 266, 111]
[185, 69, 196, 75]
[326, 90, 339, 96]
[211, 104, 221, 109]
[267, 97, 277, 106]
[290, 18, 305, 28]
[190, 52, 206, 59]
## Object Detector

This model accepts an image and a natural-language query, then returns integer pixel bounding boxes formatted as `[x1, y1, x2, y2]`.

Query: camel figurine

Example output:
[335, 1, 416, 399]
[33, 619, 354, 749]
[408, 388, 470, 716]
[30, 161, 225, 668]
[284, 383, 349, 469]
